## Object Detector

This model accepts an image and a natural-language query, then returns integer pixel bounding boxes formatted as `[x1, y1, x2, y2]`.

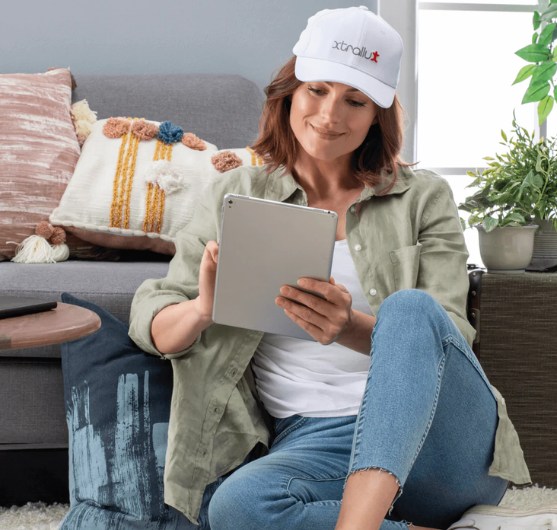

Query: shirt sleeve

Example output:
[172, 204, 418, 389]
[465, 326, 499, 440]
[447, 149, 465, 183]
[128, 184, 222, 358]
[416, 175, 476, 346]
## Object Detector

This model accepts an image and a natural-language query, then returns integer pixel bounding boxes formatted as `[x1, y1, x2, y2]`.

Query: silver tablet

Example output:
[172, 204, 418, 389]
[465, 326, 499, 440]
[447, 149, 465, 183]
[212, 194, 338, 340]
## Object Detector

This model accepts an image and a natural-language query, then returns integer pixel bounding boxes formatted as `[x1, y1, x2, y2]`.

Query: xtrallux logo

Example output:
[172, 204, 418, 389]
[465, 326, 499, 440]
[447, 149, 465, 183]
[332, 41, 380, 63]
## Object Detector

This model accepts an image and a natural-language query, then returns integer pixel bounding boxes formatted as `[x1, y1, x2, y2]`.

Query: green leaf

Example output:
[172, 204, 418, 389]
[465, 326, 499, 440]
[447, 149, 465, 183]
[482, 217, 499, 232]
[536, 152, 544, 172]
[538, 95, 555, 124]
[523, 80, 551, 103]
[516, 43, 551, 63]
[534, 11, 541, 31]
[513, 65, 536, 84]
[532, 61, 557, 83]
[504, 212, 527, 225]
[523, 169, 537, 188]
[532, 173, 545, 188]
[539, 23, 557, 46]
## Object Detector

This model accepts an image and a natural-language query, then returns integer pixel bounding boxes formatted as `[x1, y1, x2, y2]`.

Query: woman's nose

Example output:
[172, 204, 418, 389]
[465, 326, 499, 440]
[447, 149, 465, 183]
[319, 96, 342, 123]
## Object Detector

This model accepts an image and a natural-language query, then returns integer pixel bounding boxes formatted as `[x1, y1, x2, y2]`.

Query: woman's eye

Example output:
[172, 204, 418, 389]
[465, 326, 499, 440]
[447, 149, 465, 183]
[308, 86, 325, 95]
[347, 99, 366, 108]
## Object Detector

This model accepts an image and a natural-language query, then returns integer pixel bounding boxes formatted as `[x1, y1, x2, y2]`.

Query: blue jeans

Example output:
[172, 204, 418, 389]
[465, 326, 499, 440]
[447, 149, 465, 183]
[195, 290, 507, 529]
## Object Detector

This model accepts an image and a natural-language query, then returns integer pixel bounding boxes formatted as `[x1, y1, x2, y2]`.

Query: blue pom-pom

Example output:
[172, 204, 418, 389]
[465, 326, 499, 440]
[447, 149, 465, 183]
[158, 121, 184, 144]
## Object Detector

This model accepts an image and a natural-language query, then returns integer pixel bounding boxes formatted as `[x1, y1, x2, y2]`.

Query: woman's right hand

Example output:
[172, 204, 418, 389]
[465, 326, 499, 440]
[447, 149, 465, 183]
[194, 240, 219, 322]
[151, 240, 219, 355]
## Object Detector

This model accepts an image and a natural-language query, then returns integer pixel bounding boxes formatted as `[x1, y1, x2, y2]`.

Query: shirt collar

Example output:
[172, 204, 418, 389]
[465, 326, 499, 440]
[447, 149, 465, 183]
[264, 165, 412, 205]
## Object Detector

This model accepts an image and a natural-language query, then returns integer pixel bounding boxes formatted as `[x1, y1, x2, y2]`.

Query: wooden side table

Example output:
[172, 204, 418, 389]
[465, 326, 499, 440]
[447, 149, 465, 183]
[0, 302, 101, 351]
[0, 302, 101, 506]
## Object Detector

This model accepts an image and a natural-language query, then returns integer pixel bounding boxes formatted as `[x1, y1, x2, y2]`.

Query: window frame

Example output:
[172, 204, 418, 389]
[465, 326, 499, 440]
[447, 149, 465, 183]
[380, 1, 539, 265]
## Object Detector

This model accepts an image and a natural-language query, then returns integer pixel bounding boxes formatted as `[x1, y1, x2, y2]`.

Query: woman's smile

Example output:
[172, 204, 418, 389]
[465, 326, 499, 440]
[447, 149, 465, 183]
[310, 123, 345, 140]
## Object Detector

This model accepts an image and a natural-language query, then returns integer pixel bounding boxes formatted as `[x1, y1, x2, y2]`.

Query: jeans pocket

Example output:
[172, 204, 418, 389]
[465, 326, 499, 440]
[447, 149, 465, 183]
[272, 415, 308, 446]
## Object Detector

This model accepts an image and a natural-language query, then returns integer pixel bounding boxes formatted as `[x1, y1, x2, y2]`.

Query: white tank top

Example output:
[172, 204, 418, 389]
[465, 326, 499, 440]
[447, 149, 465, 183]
[252, 239, 372, 418]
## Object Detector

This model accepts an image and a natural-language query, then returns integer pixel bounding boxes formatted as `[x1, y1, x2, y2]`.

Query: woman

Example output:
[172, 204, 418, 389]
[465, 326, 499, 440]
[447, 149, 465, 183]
[129, 7, 531, 530]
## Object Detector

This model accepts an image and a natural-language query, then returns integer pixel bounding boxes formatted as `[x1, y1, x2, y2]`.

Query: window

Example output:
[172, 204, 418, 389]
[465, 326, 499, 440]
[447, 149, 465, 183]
[416, 1, 537, 265]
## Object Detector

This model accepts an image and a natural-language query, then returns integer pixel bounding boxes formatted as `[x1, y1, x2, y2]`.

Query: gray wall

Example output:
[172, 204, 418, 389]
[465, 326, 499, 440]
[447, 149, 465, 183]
[379, 0, 417, 163]
[1, 0, 377, 91]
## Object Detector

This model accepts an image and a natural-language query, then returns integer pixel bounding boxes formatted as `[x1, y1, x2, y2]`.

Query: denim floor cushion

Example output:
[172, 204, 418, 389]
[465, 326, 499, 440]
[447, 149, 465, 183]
[60, 293, 191, 529]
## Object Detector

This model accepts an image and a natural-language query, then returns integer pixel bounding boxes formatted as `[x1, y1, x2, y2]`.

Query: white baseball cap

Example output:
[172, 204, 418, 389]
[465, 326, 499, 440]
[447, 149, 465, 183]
[293, 6, 403, 108]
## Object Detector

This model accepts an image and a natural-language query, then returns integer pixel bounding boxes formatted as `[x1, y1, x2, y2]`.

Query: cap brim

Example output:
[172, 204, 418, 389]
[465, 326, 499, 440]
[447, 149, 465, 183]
[295, 56, 395, 109]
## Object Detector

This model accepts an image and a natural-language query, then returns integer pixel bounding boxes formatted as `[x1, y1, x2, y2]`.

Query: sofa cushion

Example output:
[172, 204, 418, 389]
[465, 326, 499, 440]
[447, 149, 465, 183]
[60, 293, 192, 529]
[0, 69, 81, 261]
[50, 118, 263, 254]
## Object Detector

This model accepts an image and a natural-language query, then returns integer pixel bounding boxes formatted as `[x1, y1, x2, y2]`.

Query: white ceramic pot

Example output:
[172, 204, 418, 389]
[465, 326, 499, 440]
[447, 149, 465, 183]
[477, 225, 538, 273]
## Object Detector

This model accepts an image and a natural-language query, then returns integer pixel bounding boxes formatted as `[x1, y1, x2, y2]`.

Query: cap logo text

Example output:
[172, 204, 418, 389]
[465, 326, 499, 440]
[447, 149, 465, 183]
[332, 41, 380, 63]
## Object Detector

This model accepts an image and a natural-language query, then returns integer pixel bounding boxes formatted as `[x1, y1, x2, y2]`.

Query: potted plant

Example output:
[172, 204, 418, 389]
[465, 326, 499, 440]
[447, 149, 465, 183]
[514, 0, 557, 125]
[513, 0, 557, 268]
[459, 118, 557, 272]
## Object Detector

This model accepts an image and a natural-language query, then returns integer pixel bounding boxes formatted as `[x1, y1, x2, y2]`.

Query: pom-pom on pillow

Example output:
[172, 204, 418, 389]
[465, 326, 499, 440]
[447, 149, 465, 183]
[0, 69, 81, 261]
[70, 99, 97, 146]
[50, 118, 264, 254]
[60, 293, 191, 529]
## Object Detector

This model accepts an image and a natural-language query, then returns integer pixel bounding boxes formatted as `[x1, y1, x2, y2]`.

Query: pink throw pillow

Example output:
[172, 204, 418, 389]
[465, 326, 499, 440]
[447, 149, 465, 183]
[0, 68, 80, 260]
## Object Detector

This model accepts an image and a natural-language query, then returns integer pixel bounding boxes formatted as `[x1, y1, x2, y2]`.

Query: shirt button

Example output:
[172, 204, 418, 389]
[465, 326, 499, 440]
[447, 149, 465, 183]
[354, 244, 362, 252]
[350, 206, 356, 214]
[369, 288, 377, 296]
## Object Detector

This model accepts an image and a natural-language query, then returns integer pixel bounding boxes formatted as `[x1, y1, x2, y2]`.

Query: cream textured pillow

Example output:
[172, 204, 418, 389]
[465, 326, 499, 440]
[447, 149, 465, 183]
[50, 118, 264, 254]
[0, 68, 81, 260]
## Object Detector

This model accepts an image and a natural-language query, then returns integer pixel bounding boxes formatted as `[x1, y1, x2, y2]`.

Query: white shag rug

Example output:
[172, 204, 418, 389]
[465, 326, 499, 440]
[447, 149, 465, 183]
[0, 485, 556, 529]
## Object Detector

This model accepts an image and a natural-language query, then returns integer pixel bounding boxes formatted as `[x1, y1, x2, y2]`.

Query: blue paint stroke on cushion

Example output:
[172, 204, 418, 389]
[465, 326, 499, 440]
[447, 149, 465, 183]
[60, 293, 194, 529]
[66, 384, 109, 504]
[153, 422, 168, 470]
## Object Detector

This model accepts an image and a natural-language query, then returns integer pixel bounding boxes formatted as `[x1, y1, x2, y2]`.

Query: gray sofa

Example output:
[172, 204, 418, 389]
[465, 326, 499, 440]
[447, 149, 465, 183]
[0, 73, 264, 505]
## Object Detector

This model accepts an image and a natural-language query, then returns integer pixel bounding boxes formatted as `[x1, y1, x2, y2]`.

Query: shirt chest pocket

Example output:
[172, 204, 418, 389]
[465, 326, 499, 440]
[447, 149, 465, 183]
[388, 244, 422, 291]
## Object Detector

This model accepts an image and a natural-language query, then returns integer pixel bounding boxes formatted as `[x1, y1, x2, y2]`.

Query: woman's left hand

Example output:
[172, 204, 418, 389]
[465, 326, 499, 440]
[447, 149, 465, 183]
[276, 277, 352, 344]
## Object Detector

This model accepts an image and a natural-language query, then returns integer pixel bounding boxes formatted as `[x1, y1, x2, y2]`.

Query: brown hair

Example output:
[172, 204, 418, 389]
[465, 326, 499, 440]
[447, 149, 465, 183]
[251, 57, 407, 189]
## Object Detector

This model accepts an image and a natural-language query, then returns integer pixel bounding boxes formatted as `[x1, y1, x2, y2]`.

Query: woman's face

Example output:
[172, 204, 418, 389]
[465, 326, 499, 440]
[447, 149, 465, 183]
[289, 81, 378, 166]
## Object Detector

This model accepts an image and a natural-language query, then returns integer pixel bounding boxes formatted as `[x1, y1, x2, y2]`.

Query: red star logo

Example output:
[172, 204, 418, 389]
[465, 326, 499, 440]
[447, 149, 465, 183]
[371, 51, 380, 63]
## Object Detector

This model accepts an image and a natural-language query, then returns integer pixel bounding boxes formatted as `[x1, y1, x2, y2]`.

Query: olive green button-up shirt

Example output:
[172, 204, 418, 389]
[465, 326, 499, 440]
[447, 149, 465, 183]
[129, 165, 530, 523]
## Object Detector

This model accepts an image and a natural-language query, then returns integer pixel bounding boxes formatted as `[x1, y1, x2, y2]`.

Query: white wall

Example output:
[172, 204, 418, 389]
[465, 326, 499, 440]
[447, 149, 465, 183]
[1, 0, 378, 91]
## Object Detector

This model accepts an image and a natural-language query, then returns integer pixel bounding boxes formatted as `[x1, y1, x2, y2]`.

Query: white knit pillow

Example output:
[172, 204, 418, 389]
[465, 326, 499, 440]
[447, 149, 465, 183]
[51, 118, 263, 254]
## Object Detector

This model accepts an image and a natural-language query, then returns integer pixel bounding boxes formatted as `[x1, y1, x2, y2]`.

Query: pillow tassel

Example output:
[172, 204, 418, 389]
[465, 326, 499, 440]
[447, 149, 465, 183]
[11, 235, 69, 263]
[52, 242, 70, 262]
[12, 235, 57, 263]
